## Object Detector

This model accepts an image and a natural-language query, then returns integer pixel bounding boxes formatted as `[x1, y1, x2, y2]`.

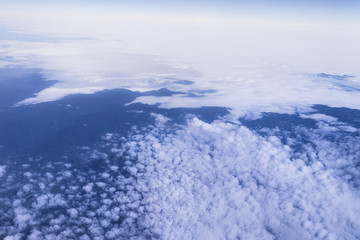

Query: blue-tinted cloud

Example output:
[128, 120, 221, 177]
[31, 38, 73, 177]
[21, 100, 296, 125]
[1, 113, 359, 239]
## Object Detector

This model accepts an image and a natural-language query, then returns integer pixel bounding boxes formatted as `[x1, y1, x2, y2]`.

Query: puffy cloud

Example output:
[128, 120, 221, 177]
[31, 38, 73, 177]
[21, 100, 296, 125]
[4, 234, 22, 240]
[115, 117, 360, 239]
[0, 165, 6, 177]
[13, 206, 32, 230]
[83, 183, 93, 193]
[0, 114, 359, 239]
[67, 208, 79, 218]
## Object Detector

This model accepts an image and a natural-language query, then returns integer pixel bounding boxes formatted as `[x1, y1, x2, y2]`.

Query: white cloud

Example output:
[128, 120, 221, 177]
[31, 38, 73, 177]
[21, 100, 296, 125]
[0, 113, 359, 239]
[13, 206, 32, 230]
[300, 113, 338, 122]
[0, 9, 359, 117]
[28, 230, 41, 240]
[83, 183, 93, 193]
[67, 208, 79, 218]
[114, 117, 360, 239]
[0, 165, 6, 177]
[4, 234, 22, 240]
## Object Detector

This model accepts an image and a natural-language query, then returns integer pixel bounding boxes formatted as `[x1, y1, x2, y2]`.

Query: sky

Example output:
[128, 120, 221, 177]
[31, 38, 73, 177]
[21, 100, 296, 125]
[1, 2, 360, 239]
[1, 0, 360, 23]
[0, 0, 359, 117]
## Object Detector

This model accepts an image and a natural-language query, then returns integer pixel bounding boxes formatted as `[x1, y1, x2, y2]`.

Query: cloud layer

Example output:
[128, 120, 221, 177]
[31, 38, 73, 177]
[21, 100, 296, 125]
[1, 9, 360, 118]
[1, 114, 359, 239]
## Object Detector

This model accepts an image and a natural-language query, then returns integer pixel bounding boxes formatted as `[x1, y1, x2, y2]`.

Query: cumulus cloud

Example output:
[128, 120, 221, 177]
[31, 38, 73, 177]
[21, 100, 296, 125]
[0, 165, 6, 177]
[83, 183, 93, 193]
[114, 117, 360, 239]
[0, 4, 359, 239]
[0, 114, 359, 239]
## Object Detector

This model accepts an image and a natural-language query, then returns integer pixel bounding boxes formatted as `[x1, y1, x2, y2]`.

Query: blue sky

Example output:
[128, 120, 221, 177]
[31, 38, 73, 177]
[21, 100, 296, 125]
[2, 0, 360, 23]
[1, 0, 360, 112]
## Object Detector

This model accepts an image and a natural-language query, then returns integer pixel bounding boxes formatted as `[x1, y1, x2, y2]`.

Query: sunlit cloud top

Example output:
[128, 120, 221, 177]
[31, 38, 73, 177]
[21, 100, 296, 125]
[0, 0, 359, 118]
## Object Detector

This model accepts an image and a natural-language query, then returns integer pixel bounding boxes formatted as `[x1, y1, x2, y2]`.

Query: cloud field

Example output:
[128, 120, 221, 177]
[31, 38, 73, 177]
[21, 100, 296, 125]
[1, 114, 359, 239]
[0, 5, 360, 240]
[1, 9, 359, 118]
